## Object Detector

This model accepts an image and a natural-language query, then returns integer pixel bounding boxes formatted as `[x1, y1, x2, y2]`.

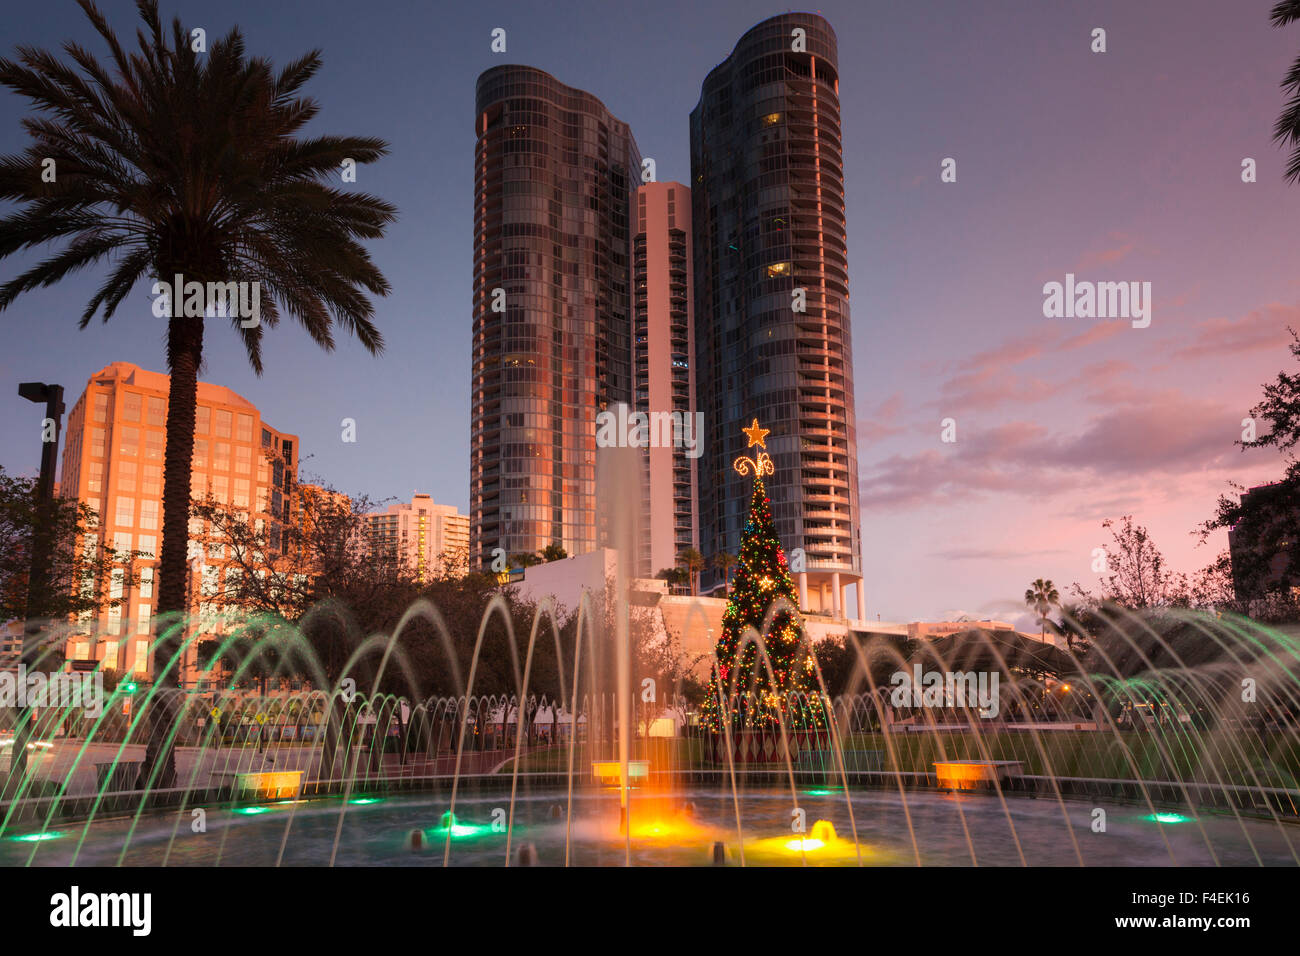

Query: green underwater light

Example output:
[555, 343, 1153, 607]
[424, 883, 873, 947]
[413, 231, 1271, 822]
[348, 797, 383, 805]
[432, 811, 490, 839]
[233, 806, 271, 815]
[8, 831, 62, 842]
[1144, 812, 1195, 824]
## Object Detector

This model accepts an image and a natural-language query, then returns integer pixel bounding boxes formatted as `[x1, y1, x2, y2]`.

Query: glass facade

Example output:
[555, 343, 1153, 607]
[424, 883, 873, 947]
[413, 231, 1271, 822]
[690, 14, 862, 593]
[471, 66, 642, 567]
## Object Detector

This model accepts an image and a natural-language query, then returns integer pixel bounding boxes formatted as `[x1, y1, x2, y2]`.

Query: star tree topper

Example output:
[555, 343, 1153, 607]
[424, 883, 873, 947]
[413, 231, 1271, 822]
[735, 418, 775, 478]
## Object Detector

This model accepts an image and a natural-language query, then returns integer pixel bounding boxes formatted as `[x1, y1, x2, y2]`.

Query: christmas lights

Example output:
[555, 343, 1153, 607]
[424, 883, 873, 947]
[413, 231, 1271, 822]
[701, 420, 826, 732]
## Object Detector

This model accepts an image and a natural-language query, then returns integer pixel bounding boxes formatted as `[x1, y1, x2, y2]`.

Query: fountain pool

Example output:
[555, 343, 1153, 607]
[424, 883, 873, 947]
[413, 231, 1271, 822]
[4, 787, 1295, 867]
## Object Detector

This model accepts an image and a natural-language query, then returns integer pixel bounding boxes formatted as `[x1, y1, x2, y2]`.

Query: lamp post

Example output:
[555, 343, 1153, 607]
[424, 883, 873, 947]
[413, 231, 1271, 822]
[12, 382, 65, 785]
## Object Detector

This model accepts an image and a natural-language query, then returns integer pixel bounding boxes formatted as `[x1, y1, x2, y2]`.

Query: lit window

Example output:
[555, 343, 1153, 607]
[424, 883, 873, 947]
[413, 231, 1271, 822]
[133, 640, 150, 674]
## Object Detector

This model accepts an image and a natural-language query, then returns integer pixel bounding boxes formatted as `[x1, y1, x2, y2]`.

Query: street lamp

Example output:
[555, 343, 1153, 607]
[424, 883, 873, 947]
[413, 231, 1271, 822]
[12, 382, 65, 784]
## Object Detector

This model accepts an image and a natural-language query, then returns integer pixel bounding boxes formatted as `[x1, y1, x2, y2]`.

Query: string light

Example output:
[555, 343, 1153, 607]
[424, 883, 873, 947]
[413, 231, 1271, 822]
[702, 419, 827, 732]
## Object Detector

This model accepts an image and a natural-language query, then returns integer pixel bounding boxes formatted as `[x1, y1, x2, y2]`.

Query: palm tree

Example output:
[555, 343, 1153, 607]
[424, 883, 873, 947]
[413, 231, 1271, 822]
[0, 1, 396, 788]
[677, 548, 706, 597]
[712, 551, 737, 596]
[1024, 578, 1060, 642]
[1272, 1, 1300, 182]
[537, 543, 567, 563]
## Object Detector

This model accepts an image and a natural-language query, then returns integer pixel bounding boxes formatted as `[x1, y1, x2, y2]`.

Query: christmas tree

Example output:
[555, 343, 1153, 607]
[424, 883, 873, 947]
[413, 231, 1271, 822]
[700, 419, 826, 733]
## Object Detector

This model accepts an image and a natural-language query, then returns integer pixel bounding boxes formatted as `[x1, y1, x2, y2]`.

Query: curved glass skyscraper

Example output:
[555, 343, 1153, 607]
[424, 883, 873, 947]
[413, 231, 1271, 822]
[690, 14, 864, 619]
[471, 66, 641, 568]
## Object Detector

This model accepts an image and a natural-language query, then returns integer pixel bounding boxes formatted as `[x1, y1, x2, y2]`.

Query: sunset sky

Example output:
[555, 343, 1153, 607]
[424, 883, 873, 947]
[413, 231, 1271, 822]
[1, 0, 1297, 626]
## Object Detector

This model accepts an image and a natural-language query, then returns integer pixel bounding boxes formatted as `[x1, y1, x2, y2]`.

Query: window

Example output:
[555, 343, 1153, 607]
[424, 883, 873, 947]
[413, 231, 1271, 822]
[139, 566, 154, 597]
[236, 413, 253, 442]
[118, 426, 139, 458]
[147, 396, 166, 426]
[137, 535, 156, 558]
[113, 531, 132, 553]
[122, 392, 141, 422]
[133, 640, 150, 674]
[91, 428, 106, 458]
[235, 444, 251, 474]
[213, 475, 228, 502]
[142, 464, 162, 496]
[88, 461, 104, 494]
[114, 497, 134, 527]
[195, 405, 210, 434]
[92, 392, 109, 424]
[118, 460, 137, 492]
[233, 478, 250, 509]
[136, 604, 151, 635]
[214, 442, 231, 471]
[192, 439, 208, 469]
[144, 430, 163, 461]
[214, 409, 232, 438]
[139, 499, 158, 531]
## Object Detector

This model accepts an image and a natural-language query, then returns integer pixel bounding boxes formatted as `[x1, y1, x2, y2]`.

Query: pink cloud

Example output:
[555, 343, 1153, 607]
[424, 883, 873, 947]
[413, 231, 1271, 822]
[860, 391, 1259, 510]
[1171, 303, 1300, 360]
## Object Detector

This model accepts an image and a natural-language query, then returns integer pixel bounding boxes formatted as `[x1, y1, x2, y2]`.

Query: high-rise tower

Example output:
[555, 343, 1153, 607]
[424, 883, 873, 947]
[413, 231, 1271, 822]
[471, 66, 641, 568]
[632, 182, 698, 579]
[690, 14, 864, 619]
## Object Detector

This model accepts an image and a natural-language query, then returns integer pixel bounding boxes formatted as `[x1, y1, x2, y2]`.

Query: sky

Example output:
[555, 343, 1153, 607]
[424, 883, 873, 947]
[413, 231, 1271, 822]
[0, 0, 1298, 627]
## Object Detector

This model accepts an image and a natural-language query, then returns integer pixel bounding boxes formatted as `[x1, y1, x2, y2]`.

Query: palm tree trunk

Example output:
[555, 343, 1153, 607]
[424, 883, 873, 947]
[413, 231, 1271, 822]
[137, 312, 204, 792]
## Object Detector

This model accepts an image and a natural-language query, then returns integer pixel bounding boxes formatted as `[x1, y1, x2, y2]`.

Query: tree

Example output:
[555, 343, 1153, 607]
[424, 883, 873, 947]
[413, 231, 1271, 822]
[1272, 1, 1300, 183]
[677, 547, 705, 597]
[1023, 578, 1060, 641]
[699, 475, 824, 732]
[1073, 516, 1187, 609]
[0, 0, 396, 788]
[0, 466, 146, 630]
[538, 543, 567, 563]
[812, 634, 858, 698]
[712, 551, 737, 596]
[1055, 602, 1109, 656]
[1197, 333, 1300, 614]
[509, 553, 542, 569]
[655, 566, 688, 594]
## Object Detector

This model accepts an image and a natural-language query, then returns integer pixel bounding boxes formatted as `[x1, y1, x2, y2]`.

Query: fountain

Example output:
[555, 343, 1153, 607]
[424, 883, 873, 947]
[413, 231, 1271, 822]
[1, 432, 1298, 866]
[0, 600, 1297, 866]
